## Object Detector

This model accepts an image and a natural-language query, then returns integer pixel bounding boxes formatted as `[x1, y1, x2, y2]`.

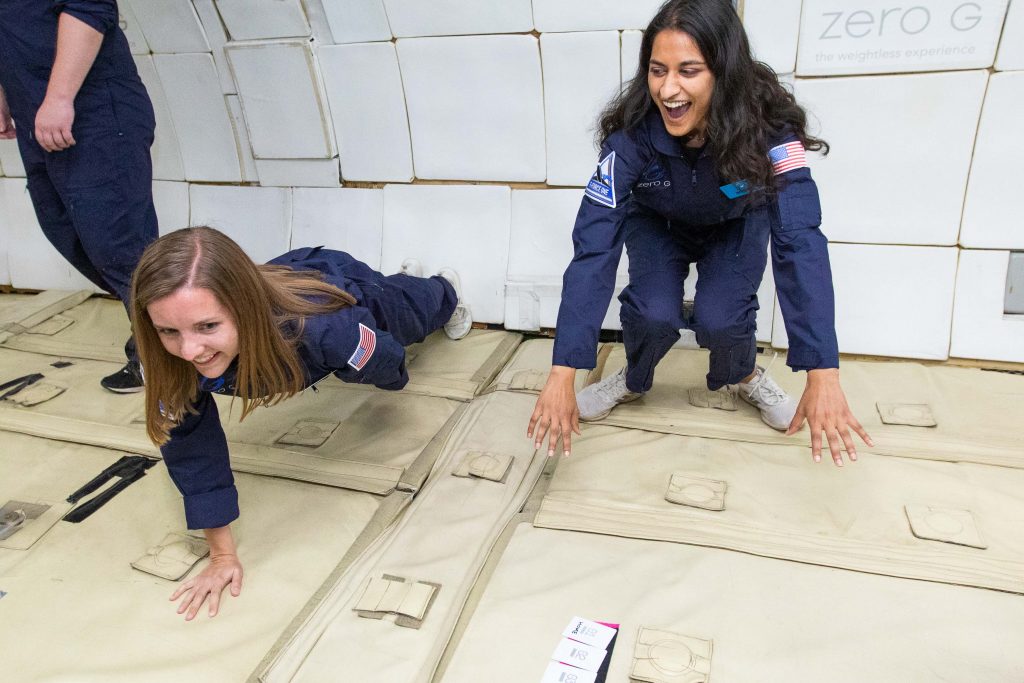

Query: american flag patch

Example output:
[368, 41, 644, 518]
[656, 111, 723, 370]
[347, 323, 376, 371]
[769, 141, 808, 175]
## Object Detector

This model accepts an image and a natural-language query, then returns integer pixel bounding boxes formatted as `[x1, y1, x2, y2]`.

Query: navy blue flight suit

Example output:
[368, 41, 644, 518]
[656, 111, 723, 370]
[159, 248, 458, 530]
[0, 1, 157, 319]
[554, 108, 839, 392]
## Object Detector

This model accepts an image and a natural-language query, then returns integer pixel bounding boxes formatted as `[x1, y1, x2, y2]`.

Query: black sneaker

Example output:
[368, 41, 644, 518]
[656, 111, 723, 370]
[100, 361, 145, 394]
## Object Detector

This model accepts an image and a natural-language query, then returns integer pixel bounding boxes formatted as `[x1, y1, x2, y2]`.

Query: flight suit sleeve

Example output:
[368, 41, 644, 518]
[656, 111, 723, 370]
[553, 131, 653, 369]
[768, 135, 840, 371]
[159, 392, 239, 531]
[54, 0, 119, 34]
[316, 306, 410, 390]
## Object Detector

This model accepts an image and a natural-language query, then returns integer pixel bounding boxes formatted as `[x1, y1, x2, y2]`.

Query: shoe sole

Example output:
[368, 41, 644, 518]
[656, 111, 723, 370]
[578, 391, 643, 422]
[101, 384, 145, 394]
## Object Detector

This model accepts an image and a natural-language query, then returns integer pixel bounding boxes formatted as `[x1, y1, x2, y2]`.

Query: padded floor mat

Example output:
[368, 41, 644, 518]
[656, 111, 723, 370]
[440, 524, 1024, 682]
[0, 290, 92, 344]
[1, 295, 130, 362]
[0, 431, 380, 682]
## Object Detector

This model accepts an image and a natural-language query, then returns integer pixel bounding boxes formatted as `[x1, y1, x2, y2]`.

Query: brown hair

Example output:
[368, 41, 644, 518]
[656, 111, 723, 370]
[131, 226, 357, 445]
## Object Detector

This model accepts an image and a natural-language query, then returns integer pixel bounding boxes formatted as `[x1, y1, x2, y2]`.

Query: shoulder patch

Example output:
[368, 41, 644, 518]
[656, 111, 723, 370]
[347, 323, 377, 371]
[769, 141, 808, 175]
[585, 151, 617, 208]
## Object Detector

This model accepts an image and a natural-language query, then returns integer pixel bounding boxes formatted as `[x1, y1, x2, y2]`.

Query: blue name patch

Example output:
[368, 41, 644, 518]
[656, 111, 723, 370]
[719, 181, 750, 199]
[585, 151, 617, 208]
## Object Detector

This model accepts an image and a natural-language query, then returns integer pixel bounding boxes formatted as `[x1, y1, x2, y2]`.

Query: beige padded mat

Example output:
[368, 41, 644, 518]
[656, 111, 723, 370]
[0, 290, 92, 344]
[533, 425, 1024, 593]
[258, 392, 548, 683]
[490, 340, 1024, 468]
[0, 431, 379, 682]
[0, 348, 461, 494]
[441, 524, 1024, 682]
[1, 296, 130, 361]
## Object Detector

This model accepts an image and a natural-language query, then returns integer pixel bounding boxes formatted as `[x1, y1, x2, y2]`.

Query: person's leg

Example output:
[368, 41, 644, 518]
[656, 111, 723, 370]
[354, 270, 459, 347]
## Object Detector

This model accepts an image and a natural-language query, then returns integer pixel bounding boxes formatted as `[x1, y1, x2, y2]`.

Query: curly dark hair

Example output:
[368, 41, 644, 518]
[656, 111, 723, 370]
[598, 0, 828, 194]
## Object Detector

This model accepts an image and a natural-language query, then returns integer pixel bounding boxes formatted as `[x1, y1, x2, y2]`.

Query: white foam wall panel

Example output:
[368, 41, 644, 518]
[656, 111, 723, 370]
[382, 185, 509, 323]
[153, 54, 243, 182]
[0, 182, 9, 283]
[0, 139, 24, 177]
[951, 250, 1024, 362]
[225, 96, 260, 183]
[128, 0, 210, 53]
[743, 0, 801, 74]
[299, 0, 335, 43]
[322, 0, 392, 43]
[226, 41, 336, 160]
[507, 189, 627, 331]
[796, 0, 1008, 76]
[291, 188, 383, 268]
[382, 0, 532, 37]
[193, 0, 238, 94]
[961, 72, 1024, 248]
[772, 244, 957, 360]
[621, 30, 643, 85]
[533, 0, 664, 32]
[255, 159, 341, 188]
[0, 179, 97, 292]
[997, 0, 1024, 70]
[398, 36, 545, 181]
[215, 0, 310, 40]
[133, 55, 185, 181]
[153, 181, 190, 236]
[541, 32, 621, 187]
[118, 0, 151, 55]
[319, 43, 414, 182]
[189, 185, 291, 264]
[795, 71, 987, 245]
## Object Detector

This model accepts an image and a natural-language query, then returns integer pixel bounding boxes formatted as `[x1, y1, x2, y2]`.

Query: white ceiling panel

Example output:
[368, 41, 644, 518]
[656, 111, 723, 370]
[192, 0, 238, 94]
[152, 181, 190, 236]
[0, 180, 99, 291]
[118, 0, 151, 54]
[382, 185, 510, 323]
[319, 43, 413, 183]
[533, 0, 663, 32]
[226, 40, 336, 159]
[0, 139, 25, 177]
[214, 0, 311, 40]
[996, 0, 1024, 70]
[797, 0, 1008, 76]
[772, 244, 957, 360]
[255, 159, 341, 188]
[133, 55, 185, 181]
[291, 188, 383, 268]
[398, 35, 545, 181]
[225, 95, 259, 183]
[128, 0, 210, 53]
[541, 32, 620, 187]
[153, 53, 243, 182]
[382, 0, 532, 36]
[743, 0, 801, 74]
[795, 71, 987, 245]
[621, 30, 643, 86]
[950, 250, 1024, 362]
[322, 0, 391, 43]
[189, 185, 292, 264]
[961, 72, 1024, 249]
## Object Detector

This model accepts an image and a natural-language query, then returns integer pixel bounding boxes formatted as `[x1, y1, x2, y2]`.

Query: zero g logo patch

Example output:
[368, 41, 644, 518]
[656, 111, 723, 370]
[585, 151, 617, 208]
[636, 160, 671, 189]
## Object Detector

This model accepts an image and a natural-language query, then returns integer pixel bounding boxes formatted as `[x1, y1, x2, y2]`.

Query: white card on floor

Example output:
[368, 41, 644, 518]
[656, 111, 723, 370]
[541, 661, 598, 683]
[562, 616, 617, 650]
[550, 637, 606, 673]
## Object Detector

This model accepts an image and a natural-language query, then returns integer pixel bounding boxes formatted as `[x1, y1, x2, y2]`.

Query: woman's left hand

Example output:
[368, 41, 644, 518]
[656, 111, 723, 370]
[787, 368, 873, 466]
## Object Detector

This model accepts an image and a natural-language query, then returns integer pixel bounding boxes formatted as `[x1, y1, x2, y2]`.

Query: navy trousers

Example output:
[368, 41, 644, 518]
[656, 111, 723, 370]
[619, 205, 771, 392]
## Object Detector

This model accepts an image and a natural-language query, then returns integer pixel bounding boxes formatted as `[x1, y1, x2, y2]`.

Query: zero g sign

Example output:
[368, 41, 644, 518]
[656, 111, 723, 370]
[796, 0, 1010, 75]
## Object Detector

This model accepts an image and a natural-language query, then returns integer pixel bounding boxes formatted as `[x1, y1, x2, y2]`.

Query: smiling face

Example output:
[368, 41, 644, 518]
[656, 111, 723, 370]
[647, 29, 715, 140]
[147, 286, 239, 379]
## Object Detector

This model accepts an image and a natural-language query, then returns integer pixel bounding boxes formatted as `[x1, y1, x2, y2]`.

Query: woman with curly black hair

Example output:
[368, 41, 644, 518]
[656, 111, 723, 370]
[528, 0, 872, 465]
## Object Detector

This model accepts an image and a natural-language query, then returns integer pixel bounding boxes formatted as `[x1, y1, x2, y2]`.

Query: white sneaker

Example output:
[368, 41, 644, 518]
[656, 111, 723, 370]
[576, 367, 643, 422]
[400, 258, 423, 278]
[437, 267, 472, 340]
[737, 364, 797, 431]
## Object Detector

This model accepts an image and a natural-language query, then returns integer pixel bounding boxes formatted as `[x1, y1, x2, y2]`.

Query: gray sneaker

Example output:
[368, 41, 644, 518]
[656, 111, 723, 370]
[737, 365, 797, 431]
[437, 267, 472, 340]
[576, 367, 643, 422]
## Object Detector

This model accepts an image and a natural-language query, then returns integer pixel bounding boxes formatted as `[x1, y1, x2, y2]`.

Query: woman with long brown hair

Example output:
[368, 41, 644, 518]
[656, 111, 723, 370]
[131, 226, 470, 620]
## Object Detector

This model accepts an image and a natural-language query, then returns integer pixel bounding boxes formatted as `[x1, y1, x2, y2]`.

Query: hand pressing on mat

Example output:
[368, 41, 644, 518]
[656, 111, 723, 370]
[170, 525, 243, 620]
[528, 366, 581, 457]
[787, 368, 873, 467]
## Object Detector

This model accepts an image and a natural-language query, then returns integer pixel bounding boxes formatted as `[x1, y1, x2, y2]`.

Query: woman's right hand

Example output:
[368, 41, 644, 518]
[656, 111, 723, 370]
[170, 525, 243, 620]
[527, 366, 580, 457]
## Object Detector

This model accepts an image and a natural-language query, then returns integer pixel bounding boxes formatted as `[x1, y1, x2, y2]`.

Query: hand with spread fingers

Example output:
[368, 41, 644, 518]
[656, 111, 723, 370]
[528, 366, 580, 457]
[787, 368, 873, 466]
[170, 552, 243, 621]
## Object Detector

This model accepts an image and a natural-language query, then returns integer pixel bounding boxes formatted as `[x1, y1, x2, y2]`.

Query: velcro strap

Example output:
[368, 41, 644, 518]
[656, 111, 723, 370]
[353, 574, 441, 628]
[632, 626, 713, 683]
[452, 451, 513, 483]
